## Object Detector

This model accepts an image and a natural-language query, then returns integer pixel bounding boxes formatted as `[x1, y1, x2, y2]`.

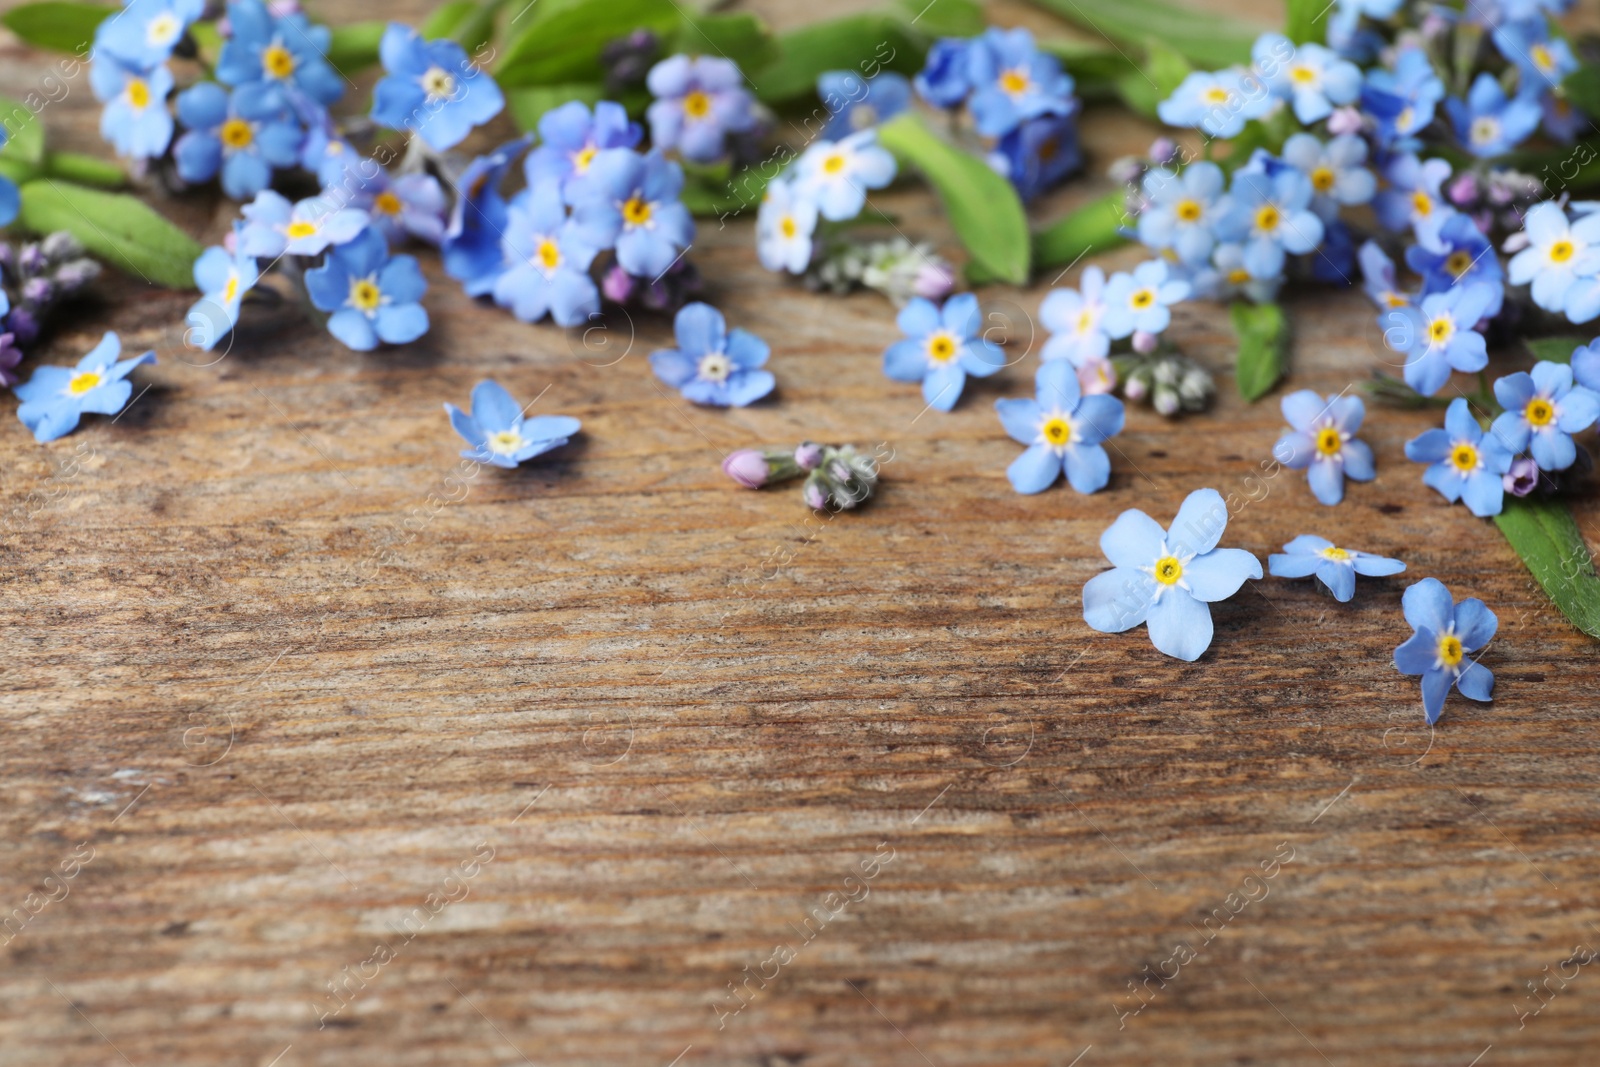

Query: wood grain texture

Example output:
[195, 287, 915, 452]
[3, 1, 1600, 1065]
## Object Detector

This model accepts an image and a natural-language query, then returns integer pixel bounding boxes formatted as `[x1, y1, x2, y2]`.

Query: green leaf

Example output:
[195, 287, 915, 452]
[1284, 0, 1330, 45]
[680, 162, 771, 217]
[1114, 39, 1191, 119]
[1494, 497, 1600, 640]
[324, 20, 387, 74]
[757, 14, 923, 106]
[1561, 63, 1600, 117]
[1231, 300, 1288, 401]
[422, 0, 477, 40]
[45, 150, 124, 188]
[1022, 0, 1259, 68]
[426, 0, 505, 52]
[1033, 189, 1129, 270]
[1526, 336, 1587, 363]
[896, 0, 984, 36]
[17, 180, 201, 289]
[0, 1, 112, 53]
[506, 83, 605, 131]
[1042, 39, 1137, 100]
[675, 13, 780, 76]
[877, 112, 1031, 285]
[0, 96, 46, 165]
[497, 0, 681, 87]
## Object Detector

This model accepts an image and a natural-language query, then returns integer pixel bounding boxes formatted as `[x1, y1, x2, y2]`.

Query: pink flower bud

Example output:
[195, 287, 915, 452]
[1124, 376, 1147, 401]
[1505, 457, 1539, 497]
[721, 449, 770, 489]
[1326, 107, 1363, 136]
[1147, 137, 1177, 165]
[1132, 329, 1158, 354]
[1077, 356, 1116, 396]
[601, 265, 635, 304]
[794, 442, 824, 470]
[1446, 173, 1479, 207]
[802, 479, 828, 510]
[913, 262, 955, 301]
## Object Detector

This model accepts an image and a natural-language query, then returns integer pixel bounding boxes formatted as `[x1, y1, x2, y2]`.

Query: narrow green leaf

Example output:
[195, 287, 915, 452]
[1114, 40, 1191, 119]
[757, 14, 923, 106]
[1284, 0, 1330, 46]
[422, 0, 477, 40]
[497, 0, 681, 87]
[1040, 39, 1136, 100]
[430, 0, 505, 52]
[1023, 0, 1259, 68]
[44, 150, 124, 187]
[0, 1, 111, 53]
[1525, 336, 1587, 363]
[675, 13, 780, 76]
[1494, 497, 1600, 640]
[17, 180, 201, 289]
[506, 83, 606, 131]
[0, 158, 40, 186]
[324, 20, 387, 74]
[0, 96, 46, 165]
[896, 0, 984, 36]
[1033, 189, 1129, 269]
[877, 112, 1031, 285]
[1231, 300, 1288, 401]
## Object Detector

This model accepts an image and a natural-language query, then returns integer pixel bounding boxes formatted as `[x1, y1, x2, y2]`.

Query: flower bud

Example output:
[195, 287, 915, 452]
[0, 332, 21, 387]
[1147, 137, 1177, 166]
[601, 264, 636, 304]
[21, 277, 52, 306]
[1077, 356, 1115, 396]
[722, 449, 772, 489]
[1446, 172, 1479, 208]
[1153, 388, 1180, 416]
[794, 441, 824, 470]
[1326, 106, 1364, 136]
[1504, 456, 1539, 497]
[6, 307, 39, 343]
[1123, 373, 1148, 401]
[913, 261, 955, 301]
[1108, 155, 1143, 187]
[1131, 329, 1158, 354]
[18, 244, 46, 276]
[802, 473, 829, 510]
[53, 258, 101, 292]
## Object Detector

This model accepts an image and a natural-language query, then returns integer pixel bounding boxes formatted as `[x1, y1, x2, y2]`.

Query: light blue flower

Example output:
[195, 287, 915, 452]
[1373, 152, 1453, 243]
[352, 168, 448, 246]
[756, 177, 818, 274]
[1387, 283, 1494, 396]
[173, 82, 302, 200]
[1217, 170, 1324, 279]
[305, 226, 429, 351]
[1102, 260, 1190, 339]
[216, 0, 343, 117]
[1137, 162, 1230, 266]
[442, 136, 530, 297]
[883, 294, 1003, 412]
[1039, 266, 1110, 365]
[1208, 242, 1283, 303]
[185, 233, 259, 351]
[991, 112, 1081, 202]
[1492, 19, 1577, 93]
[966, 27, 1074, 138]
[238, 189, 370, 257]
[1272, 390, 1375, 506]
[1279, 133, 1374, 223]
[1575, 337, 1600, 395]
[571, 148, 694, 278]
[492, 182, 600, 328]
[1445, 74, 1541, 158]
[14, 332, 155, 443]
[1256, 34, 1360, 124]
[524, 100, 641, 198]
[1507, 202, 1600, 313]
[996, 360, 1124, 495]
[1158, 69, 1272, 139]
[1490, 361, 1600, 471]
[1361, 46, 1445, 149]
[645, 54, 757, 164]
[793, 129, 896, 222]
[818, 70, 911, 139]
[914, 38, 972, 109]
[371, 23, 503, 151]
[95, 0, 202, 67]
[0, 128, 17, 226]
[445, 380, 579, 469]
[90, 55, 174, 159]
[1404, 397, 1513, 516]
[1405, 212, 1503, 318]
[649, 302, 774, 407]
[1082, 487, 1263, 662]
[1359, 240, 1413, 311]
[1269, 535, 1405, 602]
[300, 123, 360, 186]
[1393, 577, 1495, 724]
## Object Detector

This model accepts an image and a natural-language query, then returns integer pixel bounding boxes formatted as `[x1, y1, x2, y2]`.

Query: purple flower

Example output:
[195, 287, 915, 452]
[1393, 577, 1495, 724]
[1272, 390, 1375, 506]
[722, 449, 773, 488]
[1404, 397, 1514, 516]
[353, 168, 448, 246]
[649, 302, 774, 407]
[238, 189, 369, 257]
[1504, 456, 1540, 495]
[645, 55, 756, 163]
[0, 332, 20, 387]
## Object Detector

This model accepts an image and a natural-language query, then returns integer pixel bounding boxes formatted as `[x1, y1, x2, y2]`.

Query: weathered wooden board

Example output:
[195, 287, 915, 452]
[3, 1, 1600, 1065]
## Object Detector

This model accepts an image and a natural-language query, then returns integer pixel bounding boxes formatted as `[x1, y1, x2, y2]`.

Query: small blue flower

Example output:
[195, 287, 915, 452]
[95, 0, 202, 67]
[818, 70, 911, 139]
[305, 226, 428, 351]
[173, 81, 302, 200]
[650, 302, 774, 407]
[1255, 34, 1361, 124]
[1102, 260, 1190, 339]
[1361, 46, 1445, 149]
[1543, 93, 1587, 144]
[1490, 361, 1600, 471]
[1217, 170, 1325, 280]
[238, 189, 370, 257]
[996, 360, 1124, 495]
[990, 111, 1081, 202]
[572, 148, 694, 278]
[1038, 266, 1110, 365]
[1137, 162, 1230, 266]
[354, 168, 448, 246]
[793, 129, 897, 222]
[445, 380, 580, 469]
[1445, 74, 1541, 158]
[1576, 337, 1600, 395]
[524, 100, 641, 198]
[372, 23, 503, 151]
[966, 27, 1074, 138]
[216, 0, 343, 117]
[1405, 397, 1513, 517]
[1272, 390, 1375, 506]
[1386, 283, 1494, 396]
[914, 38, 972, 109]
[645, 55, 757, 164]
[1507, 202, 1600, 314]
[492, 182, 601, 329]
[0, 127, 17, 226]
[883, 294, 1003, 412]
[1082, 487, 1263, 662]
[756, 177, 819, 275]
[1373, 152, 1453, 244]
[1492, 19, 1576, 94]
[442, 136, 530, 297]
[14, 332, 155, 443]
[1269, 535, 1405, 603]
[1207, 242, 1283, 304]
[1359, 240, 1413, 311]
[1279, 134, 1374, 223]
[185, 233, 259, 351]
[90, 55, 174, 159]
[1393, 577, 1495, 724]
[300, 123, 360, 186]
[1158, 70, 1273, 139]
[1404, 212, 1504, 318]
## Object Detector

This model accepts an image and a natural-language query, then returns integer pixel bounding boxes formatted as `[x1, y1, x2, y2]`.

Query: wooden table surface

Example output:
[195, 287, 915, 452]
[4, 1, 1600, 1064]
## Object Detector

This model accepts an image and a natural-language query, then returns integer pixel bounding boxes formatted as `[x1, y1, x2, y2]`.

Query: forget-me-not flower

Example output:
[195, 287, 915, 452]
[1359, 240, 1412, 310]
[442, 135, 529, 297]
[1280, 133, 1374, 223]
[1493, 19, 1577, 92]
[1208, 242, 1283, 304]
[1137, 162, 1230, 267]
[0, 130, 17, 227]
[649, 302, 774, 407]
[1393, 577, 1495, 724]
[1405, 397, 1513, 516]
[90, 56, 174, 159]
[14, 332, 155, 443]
[992, 112, 1082, 202]
[216, 0, 343, 116]
[446, 380, 580, 469]
[1218, 169, 1325, 279]
[300, 123, 359, 186]
[1102, 260, 1190, 338]
[1256, 34, 1360, 123]
[1361, 46, 1445, 148]
[1446, 74, 1541, 158]
[185, 233, 258, 351]
[96, 0, 202, 67]
[793, 129, 896, 222]
[1387, 282, 1494, 396]
[1575, 337, 1600, 394]
[1405, 212, 1504, 316]
[492, 183, 600, 328]
[1159, 70, 1272, 139]
[238, 189, 370, 257]
[996, 360, 1124, 494]
[1272, 390, 1375, 506]
[1082, 487, 1264, 662]
[353, 168, 448, 246]
[965, 27, 1074, 137]
[1490, 361, 1600, 471]
[305, 227, 429, 351]
[573, 148, 694, 279]
[173, 82, 302, 200]
[1373, 152, 1453, 244]
[1269, 535, 1405, 602]
[372, 23, 504, 151]
[524, 100, 641, 198]
[882, 293, 1003, 412]
[914, 38, 972, 109]
[645, 55, 757, 164]
[818, 70, 911, 138]
[756, 177, 819, 274]
[1507, 201, 1600, 313]
[1039, 266, 1110, 365]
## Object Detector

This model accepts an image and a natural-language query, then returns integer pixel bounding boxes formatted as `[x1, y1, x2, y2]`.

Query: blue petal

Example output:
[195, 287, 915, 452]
[884, 340, 929, 382]
[328, 309, 378, 351]
[1062, 443, 1110, 494]
[674, 302, 725, 358]
[940, 292, 981, 337]
[1167, 487, 1229, 557]
[1307, 458, 1345, 505]
[1006, 443, 1062, 493]
[922, 363, 966, 411]
[723, 369, 776, 406]
[650, 348, 697, 387]
[469, 380, 522, 431]
[1183, 547, 1262, 601]
[994, 397, 1041, 444]
[1035, 359, 1081, 412]
[1268, 552, 1321, 578]
[1393, 629, 1437, 676]
[1530, 429, 1577, 471]
[1456, 661, 1494, 702]
[522, 414, 582, 441]
[1281, 389, 1330, 431]
[1073, 394, 1124, 445]
[1402, 577, 1454, 633]
[1100, 508, 1166, 569]
[446, 403, 484, 448]
[1351, 554, 1406, 577]
[375, 303, 428, 345]
[1460, 470, 1504, 517]
[1318, 559, 1357, 602]
[726, 328, 769, 369]
[1342, 439, 1375, 480]
[1452, 597, 1498, 650]
[1145, 589, 1214, 661]
[1421, 667, 1452, 724]
[1082, 567, 1152, 633]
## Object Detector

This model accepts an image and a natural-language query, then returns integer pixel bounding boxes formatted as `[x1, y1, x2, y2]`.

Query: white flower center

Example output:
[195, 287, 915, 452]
[698, 352, 731, 382]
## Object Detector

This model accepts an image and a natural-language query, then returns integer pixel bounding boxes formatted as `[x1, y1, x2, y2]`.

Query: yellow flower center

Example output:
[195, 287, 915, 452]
[374, 191, 403, 216]
[1254, 205, 1281, 232]
[1129, 288, 1155, 310]
[1412, 191, 1432, 216]
[1203, 87, 1230, 105]
[1175, 199, 1202, 223]
[67, 370, 102, 395]
[348, 277, 382, 312]
[146, 12, 180, 46]
[573, 146, 597, 173]
[1041, 417, 1072, 447]
[1076, 309, 1094, 332]
[1227, 267, 1251, 285]
[487, 430, 524, 455]
[1526, 398, 1555, 427]
[1310, 167, 1335, 193]
[1445, 250, 1474, 278]
[286, 221, 318, 239]
[1428, 315, 1454, 345]
[683, 90, 712, 118]
[779, 215, 797, 239]
[220, 118, 254, 149]
[623, 196, 653, 226]
[126, 78, 150, 109]
[421, 67, 456, 99]
[1531, 44, 1553, 72]
[1315, 426, 1343, 456]
[1153, 556, 1183, 585]
[222, 272, 240, 304]
[262, 43, 295, 79]
[1436, 632, 1463, 667]
[1320, 546, 1350, 561]
[1000, 69, 1031, 95]
[1450, 442, 1479, 472]
[1550, 239, 1575, 263]
[536, 238, 562, 271]
[1385, 292, 1408, 308]
[1397, 105, 1416, 131]
[822, 153, 848, 175]
[1290, 64, 1317, 84]
[925, 333, 957, 363]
